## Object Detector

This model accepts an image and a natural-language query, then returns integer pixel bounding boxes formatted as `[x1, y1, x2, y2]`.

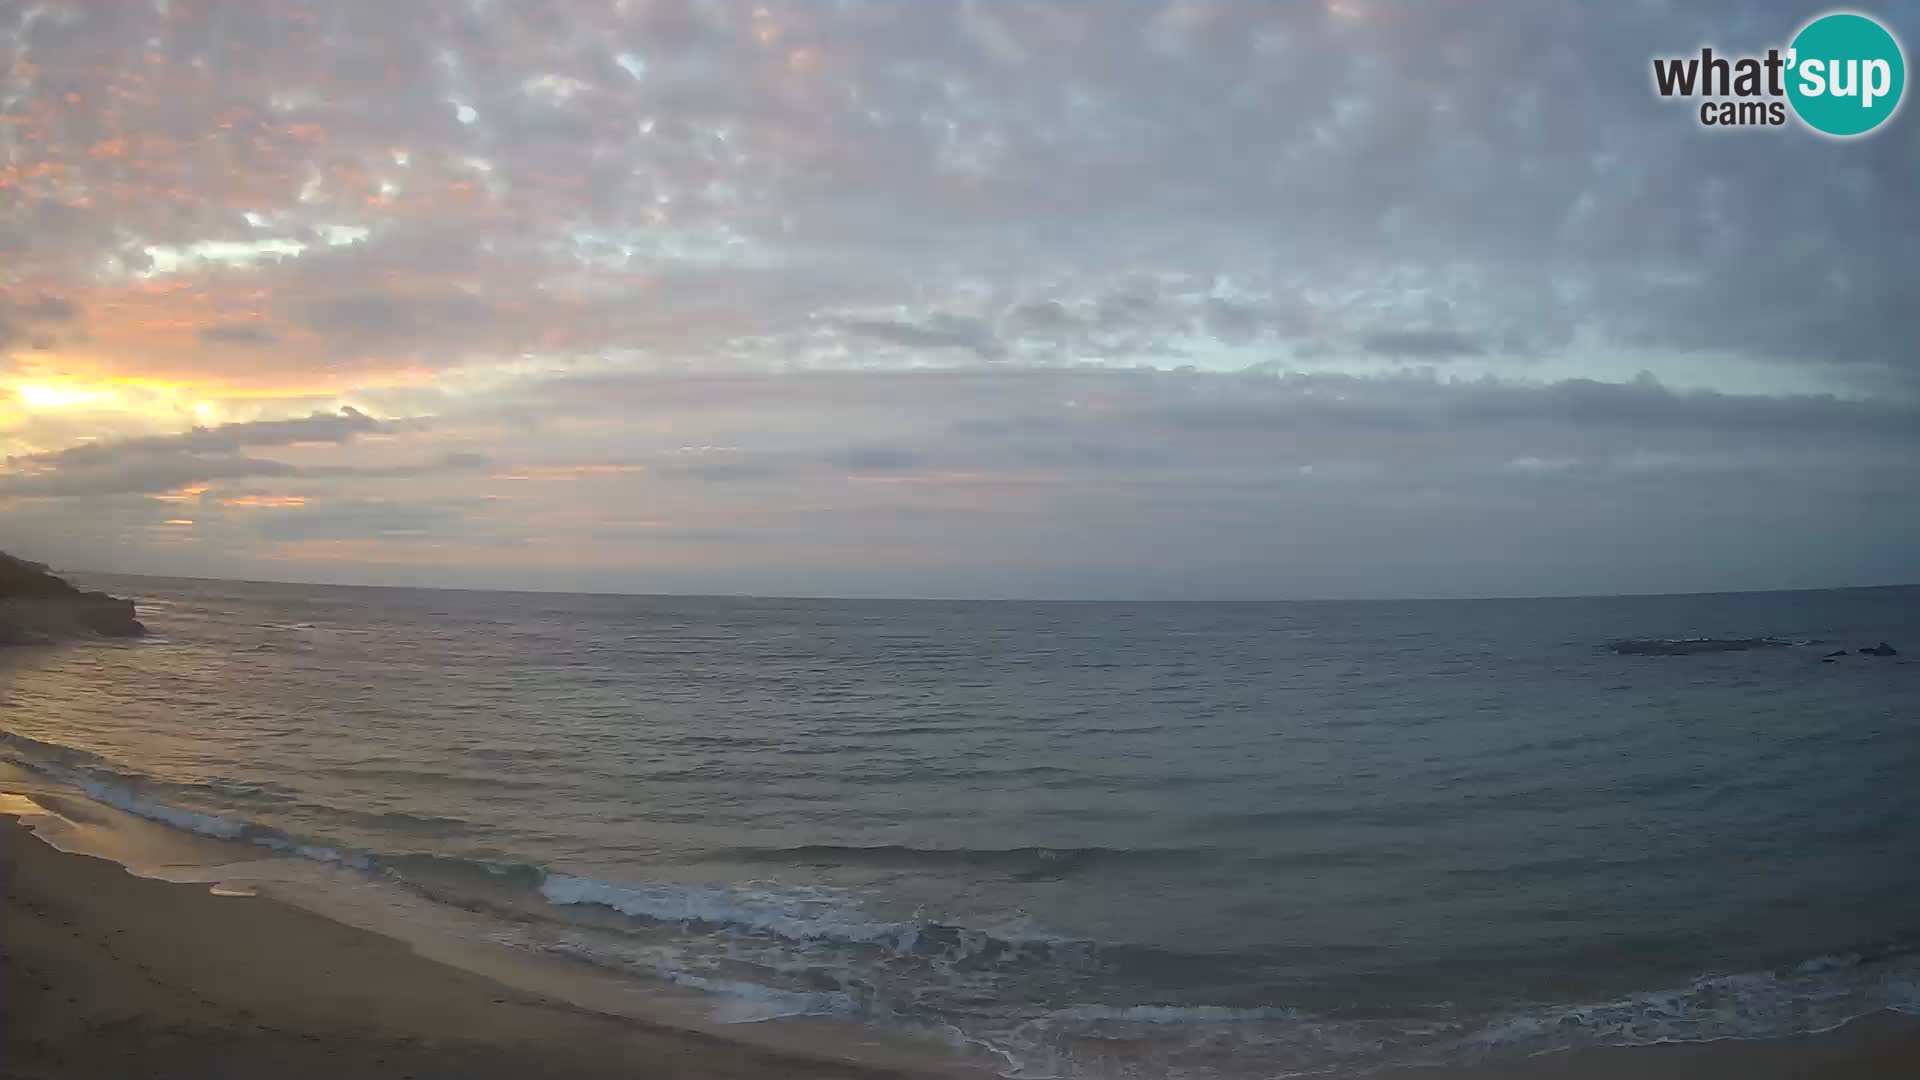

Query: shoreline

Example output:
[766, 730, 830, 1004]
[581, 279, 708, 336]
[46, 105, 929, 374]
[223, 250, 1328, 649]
[0, 813, 956, 1079]
[1382, 1009, 1920, 1079]
[3, 781, 1917, 1078]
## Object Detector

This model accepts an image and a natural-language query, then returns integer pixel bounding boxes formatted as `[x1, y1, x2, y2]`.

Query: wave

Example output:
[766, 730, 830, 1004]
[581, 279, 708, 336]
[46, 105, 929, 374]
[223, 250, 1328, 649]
[1458, 952, 1920, 1058]
[1, 733, 1092, 970]
[6, 730, 1920, 1078]
[980, 951, 1920, 1078]
[315, 764, 555, 792]
[703, 842, 1224, 877]
[539, 872, 1097, 973]
[2, 732, 362, 865]
[538, 937, 861, 1023]
[75, 776, 250, 839]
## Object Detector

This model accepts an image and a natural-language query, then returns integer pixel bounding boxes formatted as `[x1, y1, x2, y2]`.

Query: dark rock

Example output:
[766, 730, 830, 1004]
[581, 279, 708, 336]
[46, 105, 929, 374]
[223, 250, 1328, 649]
[1857, 642, 1899, 657]
[0, 551, 78, 597]
[1608, 638, 1788, 656]
[0, 551, 145, 643]
[1823, 650, 1849, 658]
[71, 593, 145, 637]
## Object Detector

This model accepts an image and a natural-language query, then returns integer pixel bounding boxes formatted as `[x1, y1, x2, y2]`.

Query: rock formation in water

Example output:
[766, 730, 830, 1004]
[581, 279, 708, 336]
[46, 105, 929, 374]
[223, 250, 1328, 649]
[1857, 642, 1899, 657]
[1606, 638, 1790, 656]
[0, 551, 145, 644]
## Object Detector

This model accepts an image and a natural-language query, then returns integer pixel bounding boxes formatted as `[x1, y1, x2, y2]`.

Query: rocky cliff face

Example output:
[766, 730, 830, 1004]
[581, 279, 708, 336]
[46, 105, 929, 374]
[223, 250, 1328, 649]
[0, 552, 145, 644]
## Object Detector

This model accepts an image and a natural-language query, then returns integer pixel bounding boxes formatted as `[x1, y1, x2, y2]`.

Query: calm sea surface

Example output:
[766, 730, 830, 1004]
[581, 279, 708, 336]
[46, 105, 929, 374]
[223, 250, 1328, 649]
[3, 577, 1917, 1076]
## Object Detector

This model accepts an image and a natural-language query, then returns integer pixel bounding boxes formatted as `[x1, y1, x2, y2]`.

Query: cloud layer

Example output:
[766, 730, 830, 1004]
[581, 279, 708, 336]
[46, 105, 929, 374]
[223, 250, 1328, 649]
[1, 1, 1914, 596]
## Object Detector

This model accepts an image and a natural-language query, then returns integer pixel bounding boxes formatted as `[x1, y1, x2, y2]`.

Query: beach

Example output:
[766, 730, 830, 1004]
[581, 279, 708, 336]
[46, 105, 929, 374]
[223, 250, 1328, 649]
[6, 0, 1917, 1072]
[1, 580, 1916, 1077]
[7, 807, 1912, 1076]
[4, 812, 1918, 1080]
[0, 814, 943, 1080]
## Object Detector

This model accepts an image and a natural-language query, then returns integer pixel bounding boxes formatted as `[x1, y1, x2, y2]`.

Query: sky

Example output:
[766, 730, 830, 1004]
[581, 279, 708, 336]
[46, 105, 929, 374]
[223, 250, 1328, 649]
[1, 0, 1916, 600]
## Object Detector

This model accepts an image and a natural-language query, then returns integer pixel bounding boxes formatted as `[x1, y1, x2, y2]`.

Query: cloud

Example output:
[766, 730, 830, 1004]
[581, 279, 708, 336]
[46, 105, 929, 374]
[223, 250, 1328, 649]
[829, 444, 925, 474]
[844, 315, 1006, 360]
[305, 451, 496, 479]
[1360, 330, 1485, 359]
[0, 408, 392, 497]
[197, 324, 278, 346]
[251, 498, 478, 543]
[1204, 298, 1261, 344]
[0, 293, 80, 353]
[297, 293, 497, 343]
[6, 0, 1915, 386]
[1, 1, 1916, 596]
[0, 451, 300, 499]
[1008, 301, 1078, 334]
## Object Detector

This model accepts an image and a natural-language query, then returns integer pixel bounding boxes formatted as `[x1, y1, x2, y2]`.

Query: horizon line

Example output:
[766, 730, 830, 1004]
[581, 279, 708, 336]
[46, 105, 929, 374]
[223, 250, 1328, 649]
[56, 566, 1920, 607]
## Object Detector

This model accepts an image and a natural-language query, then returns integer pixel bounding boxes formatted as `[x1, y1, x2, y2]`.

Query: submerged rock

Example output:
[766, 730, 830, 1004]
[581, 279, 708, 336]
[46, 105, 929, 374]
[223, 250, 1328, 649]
[1608, 637, 1789, 656]
[0, 551, 145, 644]
[1857, 642, 1900, 657]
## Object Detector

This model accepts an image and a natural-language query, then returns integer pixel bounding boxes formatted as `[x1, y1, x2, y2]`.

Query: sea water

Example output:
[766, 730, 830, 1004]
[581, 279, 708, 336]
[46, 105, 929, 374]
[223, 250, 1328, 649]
[2, 577, 1916, 1077]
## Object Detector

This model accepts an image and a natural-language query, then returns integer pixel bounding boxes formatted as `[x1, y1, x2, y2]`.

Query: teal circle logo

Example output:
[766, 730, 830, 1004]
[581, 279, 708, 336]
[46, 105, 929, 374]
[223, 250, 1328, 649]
[1787, 12, 1905, 136]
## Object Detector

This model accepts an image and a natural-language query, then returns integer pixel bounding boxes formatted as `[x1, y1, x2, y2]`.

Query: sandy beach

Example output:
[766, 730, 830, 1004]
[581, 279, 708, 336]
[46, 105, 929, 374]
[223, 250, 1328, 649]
[4, 810, 1917, 1080]
[0, 816, 925, 1080]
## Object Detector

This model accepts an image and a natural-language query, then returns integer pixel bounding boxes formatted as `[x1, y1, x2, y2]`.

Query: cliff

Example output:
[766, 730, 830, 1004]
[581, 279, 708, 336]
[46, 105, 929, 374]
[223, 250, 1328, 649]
[0, 551, 145, 644]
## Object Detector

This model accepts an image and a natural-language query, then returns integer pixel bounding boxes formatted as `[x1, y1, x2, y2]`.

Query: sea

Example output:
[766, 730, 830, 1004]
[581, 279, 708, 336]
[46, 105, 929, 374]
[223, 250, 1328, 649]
[2, 575, 1917, 1078]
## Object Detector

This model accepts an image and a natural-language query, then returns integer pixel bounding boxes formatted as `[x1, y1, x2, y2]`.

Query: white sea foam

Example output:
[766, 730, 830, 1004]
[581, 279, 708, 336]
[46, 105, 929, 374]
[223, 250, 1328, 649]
[1459, 954, 1920, 1058]
[654, 972, 857, 1024]
[539, 873, 907, 946]
[535, 871, 1080, 977]
[78, 778, 247, 839]
[9, 731, 1920, 1080]
[1052, 1004, 1305, 1024]
[5, 745, 376, 873]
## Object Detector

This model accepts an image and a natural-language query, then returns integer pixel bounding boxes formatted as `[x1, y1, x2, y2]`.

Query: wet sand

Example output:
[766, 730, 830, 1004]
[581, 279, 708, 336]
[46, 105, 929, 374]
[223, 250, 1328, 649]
[0, 817, 918, 1080]
[4, 811, 1918, 1079]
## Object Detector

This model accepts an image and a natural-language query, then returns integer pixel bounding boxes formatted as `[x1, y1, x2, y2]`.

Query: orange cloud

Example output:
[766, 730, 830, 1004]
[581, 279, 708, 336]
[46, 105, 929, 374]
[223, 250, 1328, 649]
[150, 484, 210, 503]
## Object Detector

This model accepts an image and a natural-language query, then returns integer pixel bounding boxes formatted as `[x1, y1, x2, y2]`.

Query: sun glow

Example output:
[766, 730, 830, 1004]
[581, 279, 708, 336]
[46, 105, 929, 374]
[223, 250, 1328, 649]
[15, 381, 118, 410]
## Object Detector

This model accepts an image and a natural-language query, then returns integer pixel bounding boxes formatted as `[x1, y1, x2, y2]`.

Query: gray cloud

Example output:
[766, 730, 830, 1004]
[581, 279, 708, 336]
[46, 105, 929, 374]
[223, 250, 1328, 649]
[3, 1, 1917, 596]
[297, 293, 498, 343]
[844, 315, 1006, 361]
[829, 444, 926, 475]
[198, 324, 278, 346]
[305, 452, 496, 479]
[0, 292, 80, 354]
[1204, 299, 1261, 345]
[0, 451, 299, 499]
[252, 498, 478, 543]
[485, 368, 1920, 496]
[11, 0, 1918, 384]
[1360, 330, 1485, 360]
[1008, 301, 1078, 334]
[1, 408, 389, 498]
[16, 408, 382, 463]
